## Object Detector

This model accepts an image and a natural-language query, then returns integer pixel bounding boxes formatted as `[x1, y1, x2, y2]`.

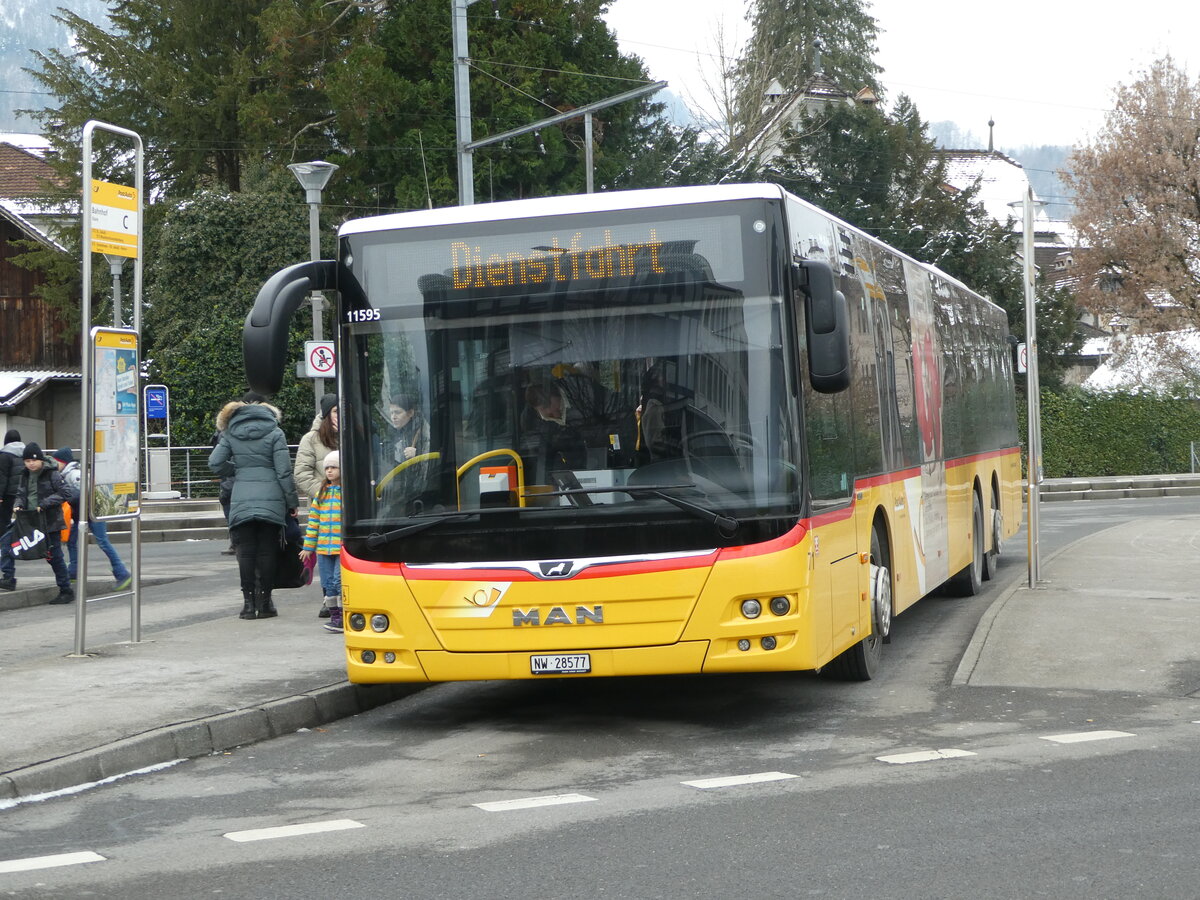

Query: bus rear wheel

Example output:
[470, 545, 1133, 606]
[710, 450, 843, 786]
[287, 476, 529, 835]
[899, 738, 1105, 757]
[948, 491, 984, 596]
[982, 491, 1002, 581]
[824, 527, 892, 681]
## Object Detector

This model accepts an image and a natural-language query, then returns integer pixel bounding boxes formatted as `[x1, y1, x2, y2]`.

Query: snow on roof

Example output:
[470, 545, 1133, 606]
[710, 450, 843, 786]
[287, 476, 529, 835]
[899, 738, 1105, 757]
[939, 150, 1052, 230]
[0, 133, 51, 157]
[1078, 336, 1111, 357]
[0, 370, 80, 410]
[1083, 330, 1200, 394]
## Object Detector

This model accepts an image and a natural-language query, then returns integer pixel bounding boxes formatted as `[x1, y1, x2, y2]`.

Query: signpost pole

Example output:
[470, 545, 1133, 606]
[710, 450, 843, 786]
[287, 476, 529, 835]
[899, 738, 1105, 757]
[77, 121, 143, 655]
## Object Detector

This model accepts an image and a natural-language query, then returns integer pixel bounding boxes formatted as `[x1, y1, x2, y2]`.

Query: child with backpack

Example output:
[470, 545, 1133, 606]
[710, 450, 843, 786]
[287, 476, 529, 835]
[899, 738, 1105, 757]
[51, 448, 131, 591]
[299, 450, 343, 634]
[0, 443, 73, 603]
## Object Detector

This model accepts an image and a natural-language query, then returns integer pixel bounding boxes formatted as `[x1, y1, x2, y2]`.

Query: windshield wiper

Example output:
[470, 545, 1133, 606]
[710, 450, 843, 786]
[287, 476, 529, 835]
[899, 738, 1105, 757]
[548, 482, 741, 537]
[366, 483, 742, 549]
[365, 513, 472, 548]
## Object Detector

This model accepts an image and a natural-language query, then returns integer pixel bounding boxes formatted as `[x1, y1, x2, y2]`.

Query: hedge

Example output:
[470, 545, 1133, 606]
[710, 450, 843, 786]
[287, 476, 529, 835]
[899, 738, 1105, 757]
[1016, 388, 1200, 478]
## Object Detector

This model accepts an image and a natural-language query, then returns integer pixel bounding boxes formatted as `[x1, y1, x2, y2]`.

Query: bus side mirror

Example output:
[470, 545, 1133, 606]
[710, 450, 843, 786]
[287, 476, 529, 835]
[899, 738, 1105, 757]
[795, 260, 850, 393]
[244, 260, 337, 396]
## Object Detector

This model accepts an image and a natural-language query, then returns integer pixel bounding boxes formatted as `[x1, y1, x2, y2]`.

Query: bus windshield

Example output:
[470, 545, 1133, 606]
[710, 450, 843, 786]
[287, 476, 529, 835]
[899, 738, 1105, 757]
[338, 200, 801, 563]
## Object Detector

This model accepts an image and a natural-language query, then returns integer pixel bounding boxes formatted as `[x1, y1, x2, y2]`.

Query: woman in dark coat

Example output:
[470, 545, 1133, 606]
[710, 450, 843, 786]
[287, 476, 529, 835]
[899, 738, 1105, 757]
[208, 396, 299, 619]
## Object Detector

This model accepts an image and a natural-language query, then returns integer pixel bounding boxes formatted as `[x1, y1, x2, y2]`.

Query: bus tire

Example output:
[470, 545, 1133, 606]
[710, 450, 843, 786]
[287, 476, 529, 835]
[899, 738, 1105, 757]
[824, 526, 891, 681]
[982, 488, 1002, 581]
[948, 491, 984, 596]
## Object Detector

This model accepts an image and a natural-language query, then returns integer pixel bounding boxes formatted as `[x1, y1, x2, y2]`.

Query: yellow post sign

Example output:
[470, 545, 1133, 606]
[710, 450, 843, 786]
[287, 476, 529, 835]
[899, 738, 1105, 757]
[90, 179, 139, 258]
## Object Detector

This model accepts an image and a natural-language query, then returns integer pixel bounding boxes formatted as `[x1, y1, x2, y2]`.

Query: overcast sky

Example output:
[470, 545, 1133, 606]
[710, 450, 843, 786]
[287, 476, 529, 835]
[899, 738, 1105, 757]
[603, 0, 1200, 149]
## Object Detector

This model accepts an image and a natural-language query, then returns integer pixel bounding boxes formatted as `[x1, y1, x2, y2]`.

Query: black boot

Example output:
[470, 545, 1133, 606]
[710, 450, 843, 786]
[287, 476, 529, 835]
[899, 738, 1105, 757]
[239, 591, 256, 619]
[256, 590, 278, 618]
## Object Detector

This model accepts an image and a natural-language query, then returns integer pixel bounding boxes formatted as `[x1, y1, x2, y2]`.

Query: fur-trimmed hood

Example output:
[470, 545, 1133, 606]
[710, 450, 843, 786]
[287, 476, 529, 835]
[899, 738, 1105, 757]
[215, 400, 282, 433]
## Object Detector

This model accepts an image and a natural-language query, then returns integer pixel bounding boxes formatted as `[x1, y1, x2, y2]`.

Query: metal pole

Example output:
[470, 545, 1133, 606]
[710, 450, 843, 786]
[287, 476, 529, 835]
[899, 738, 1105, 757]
[1022, 185, 1043, 588]
[584, 112, 594, 194]
[453, 0, 475, 206]
[308, 200, 324, 414]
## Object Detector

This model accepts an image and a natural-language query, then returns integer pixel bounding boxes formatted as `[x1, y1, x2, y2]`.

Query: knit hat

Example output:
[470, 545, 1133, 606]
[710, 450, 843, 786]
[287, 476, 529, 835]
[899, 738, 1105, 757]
[323, 450, 340, 469]
[52, 446, 75, 464]
[320, 393, 338, 419]
[3, 429, 19, 444]
[23, 442, 45, 461]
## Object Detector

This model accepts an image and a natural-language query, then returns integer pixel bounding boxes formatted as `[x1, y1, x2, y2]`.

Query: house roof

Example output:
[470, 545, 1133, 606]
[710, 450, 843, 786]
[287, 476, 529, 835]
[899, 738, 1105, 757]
[0, 135, 71, 252]
[0, 141, 62, 198]
[0, 370, 81, 411]
[939, 150, 1056, 228]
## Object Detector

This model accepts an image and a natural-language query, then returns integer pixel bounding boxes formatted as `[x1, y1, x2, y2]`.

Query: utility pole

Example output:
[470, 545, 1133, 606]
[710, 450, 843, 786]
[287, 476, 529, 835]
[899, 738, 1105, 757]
[452, 0, 664, 205]
[1012, 186, 1044, 588]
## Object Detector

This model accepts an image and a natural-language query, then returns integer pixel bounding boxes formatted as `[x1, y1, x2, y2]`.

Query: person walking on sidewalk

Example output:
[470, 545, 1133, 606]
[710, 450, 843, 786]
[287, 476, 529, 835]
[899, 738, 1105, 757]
[294, 393, 339, 502]
[0, 428, 24, 536]
[208, 393, 299, 620]
[0, 442, 74, 603]
[50, 447, 131, 591]
[299, 450, 343, 632]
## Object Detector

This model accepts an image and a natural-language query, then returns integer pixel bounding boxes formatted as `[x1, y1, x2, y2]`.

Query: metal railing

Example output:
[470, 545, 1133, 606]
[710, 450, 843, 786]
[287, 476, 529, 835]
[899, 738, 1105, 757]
[141, 444, 299, 499]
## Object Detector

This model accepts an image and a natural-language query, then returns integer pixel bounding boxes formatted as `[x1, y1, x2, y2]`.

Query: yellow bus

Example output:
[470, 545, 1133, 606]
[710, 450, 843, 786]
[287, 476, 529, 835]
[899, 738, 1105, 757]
[246, 183, 1021, 682]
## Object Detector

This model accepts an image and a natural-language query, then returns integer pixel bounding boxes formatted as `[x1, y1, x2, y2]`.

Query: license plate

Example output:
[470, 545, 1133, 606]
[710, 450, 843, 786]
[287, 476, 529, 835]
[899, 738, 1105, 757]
[530, 653, 591, 675]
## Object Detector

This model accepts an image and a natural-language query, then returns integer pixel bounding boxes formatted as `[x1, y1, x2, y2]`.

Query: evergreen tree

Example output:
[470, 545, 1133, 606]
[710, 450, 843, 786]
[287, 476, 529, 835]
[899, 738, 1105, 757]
[763, 97, 1079, 388]
[732, 0, 882, 140]
[141, 170, 316, 444]
[24, 0, 371, 198]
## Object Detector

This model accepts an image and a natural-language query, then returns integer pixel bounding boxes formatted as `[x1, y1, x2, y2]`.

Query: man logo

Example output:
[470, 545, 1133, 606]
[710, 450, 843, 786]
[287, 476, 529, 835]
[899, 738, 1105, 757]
[539, 560, 574, 579]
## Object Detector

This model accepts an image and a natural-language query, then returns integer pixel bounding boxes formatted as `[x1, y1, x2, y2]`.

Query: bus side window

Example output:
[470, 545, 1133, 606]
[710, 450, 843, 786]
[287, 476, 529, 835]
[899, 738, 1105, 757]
[804, 384, 854, 508]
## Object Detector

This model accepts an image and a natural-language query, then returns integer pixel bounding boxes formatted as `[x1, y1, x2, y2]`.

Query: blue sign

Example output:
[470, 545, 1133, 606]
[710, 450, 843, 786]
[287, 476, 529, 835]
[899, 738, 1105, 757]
[145, 386, 168, 420]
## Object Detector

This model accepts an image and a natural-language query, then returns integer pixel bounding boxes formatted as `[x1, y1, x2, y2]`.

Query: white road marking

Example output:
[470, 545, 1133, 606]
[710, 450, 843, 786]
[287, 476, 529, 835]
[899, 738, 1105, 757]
[0, 851, 106, 874]
[0, 760, 183, 811]
[1041, 730, 1135, 744]
[223, 819, 365, 842]
[876, 748, 977, 765]
[473, 793, 597, 812]
[681, 771, 798, 789]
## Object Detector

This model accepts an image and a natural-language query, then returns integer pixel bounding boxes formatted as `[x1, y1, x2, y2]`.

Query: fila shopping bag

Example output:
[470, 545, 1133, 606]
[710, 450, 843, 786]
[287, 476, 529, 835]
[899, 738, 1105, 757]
[11, 509, 49, 561]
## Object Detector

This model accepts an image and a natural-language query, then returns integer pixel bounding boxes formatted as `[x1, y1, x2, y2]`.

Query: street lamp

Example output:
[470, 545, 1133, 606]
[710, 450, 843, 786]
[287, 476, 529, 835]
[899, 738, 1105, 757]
[288, 160, 339, 414]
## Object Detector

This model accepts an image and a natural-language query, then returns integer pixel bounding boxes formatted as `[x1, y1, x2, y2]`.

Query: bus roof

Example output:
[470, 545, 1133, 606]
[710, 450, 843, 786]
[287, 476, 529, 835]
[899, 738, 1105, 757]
[338, 183, 787, 237]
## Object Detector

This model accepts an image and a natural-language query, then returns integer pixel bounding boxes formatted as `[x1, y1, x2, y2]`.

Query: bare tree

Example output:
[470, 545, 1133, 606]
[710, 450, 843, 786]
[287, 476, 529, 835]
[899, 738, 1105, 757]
[1066, 55, 1200, 333]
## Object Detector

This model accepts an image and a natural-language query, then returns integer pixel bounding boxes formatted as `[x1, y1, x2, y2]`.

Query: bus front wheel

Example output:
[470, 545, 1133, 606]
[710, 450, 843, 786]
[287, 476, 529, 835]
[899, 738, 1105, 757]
[824, 526, 892, 681]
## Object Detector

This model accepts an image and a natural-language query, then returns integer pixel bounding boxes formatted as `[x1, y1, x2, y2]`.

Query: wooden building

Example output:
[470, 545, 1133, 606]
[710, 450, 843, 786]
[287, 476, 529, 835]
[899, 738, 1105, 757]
[0, 136, 81, 446]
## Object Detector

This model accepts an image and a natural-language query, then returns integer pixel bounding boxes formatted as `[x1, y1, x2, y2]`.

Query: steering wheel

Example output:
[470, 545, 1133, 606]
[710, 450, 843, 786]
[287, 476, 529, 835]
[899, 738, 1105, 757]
[375, 451, 441, 499]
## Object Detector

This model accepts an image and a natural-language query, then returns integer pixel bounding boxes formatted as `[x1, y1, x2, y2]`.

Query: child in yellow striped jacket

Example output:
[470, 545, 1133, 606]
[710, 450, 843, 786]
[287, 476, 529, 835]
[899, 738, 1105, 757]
[299, 451, 343, 633]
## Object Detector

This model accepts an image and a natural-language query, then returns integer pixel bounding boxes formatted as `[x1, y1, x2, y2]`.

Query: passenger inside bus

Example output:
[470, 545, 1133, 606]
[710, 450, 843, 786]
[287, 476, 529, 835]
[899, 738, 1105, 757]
[520, 371, 624, 480]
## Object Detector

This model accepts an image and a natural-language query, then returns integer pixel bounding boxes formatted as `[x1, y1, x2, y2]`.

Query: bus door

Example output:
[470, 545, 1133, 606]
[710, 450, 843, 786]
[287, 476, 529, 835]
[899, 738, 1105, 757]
[802, 377, 859, 660]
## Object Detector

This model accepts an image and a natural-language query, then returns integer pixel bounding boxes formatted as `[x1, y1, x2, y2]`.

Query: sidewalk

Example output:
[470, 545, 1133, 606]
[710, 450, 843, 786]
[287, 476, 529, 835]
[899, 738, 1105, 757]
[0, 541, 422, 801]
[956, 513, 1200, 694]
[3, 514, 1199, 803]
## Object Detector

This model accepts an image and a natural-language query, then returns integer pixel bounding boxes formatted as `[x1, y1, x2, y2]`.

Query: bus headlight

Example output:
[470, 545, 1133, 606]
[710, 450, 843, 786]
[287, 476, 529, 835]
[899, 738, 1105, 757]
[741, 599, 762, 619]
[361, 650, 376, 664]
[769, 596, 791, 616]
[760, 636, 777, 651]
[370, 614, 389, 632]
[349, 613, 366, 631]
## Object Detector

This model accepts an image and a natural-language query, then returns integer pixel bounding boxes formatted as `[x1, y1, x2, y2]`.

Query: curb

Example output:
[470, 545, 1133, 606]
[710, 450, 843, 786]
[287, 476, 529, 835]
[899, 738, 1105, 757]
[0, 680, 429, 802]
[0, 576, 184, 612]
